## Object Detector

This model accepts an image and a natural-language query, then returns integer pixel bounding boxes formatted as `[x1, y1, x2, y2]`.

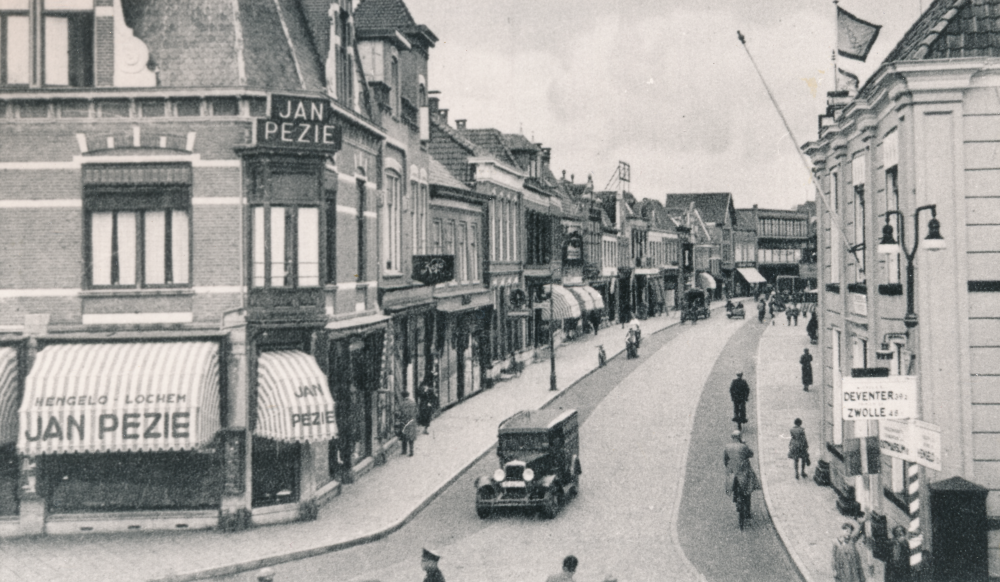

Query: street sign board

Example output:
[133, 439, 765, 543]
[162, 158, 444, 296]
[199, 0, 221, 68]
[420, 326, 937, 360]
[877, 418, 942, 471]
[842, 375, 916, 421]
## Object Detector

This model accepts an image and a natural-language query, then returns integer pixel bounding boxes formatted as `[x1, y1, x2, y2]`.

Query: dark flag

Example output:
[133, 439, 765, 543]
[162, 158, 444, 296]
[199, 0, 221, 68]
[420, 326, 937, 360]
[838, 6, 881, 62]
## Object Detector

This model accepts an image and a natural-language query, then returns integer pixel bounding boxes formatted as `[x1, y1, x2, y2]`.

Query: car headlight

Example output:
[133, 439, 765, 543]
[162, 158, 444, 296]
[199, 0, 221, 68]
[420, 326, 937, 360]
[522, 468, 535, 482]
[493, 469, 506, 482]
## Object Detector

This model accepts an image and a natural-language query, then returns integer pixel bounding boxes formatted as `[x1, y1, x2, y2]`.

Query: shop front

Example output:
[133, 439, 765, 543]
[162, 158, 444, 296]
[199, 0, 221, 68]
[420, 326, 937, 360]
[736, 267, 767, 298]
[535, 284, 582, 345]
[566, 285, 605, 334]
[436, 291, 491, 407]
[17, 341, 223, 535]
[0, 347, 20, 532]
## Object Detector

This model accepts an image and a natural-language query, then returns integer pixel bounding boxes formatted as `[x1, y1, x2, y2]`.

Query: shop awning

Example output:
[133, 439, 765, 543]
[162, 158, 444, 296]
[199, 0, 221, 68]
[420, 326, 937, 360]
[566, 286, 596, 312]
[538, 285, 582, 321]
[0, 348, 19, 446]
[737, 267, 767, 284]
[256, 351, 336, 443]
[18, 342, 220, 455]
[573, 285, 605, 310]
[698, 272, 717, 290]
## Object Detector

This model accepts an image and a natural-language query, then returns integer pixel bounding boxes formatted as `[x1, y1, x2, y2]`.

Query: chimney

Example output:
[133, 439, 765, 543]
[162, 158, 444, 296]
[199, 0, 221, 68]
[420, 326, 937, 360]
[438, 109, 449, 124]
[455, 119, 466, 130]
[561, 170, 566, 180]
[571, 174, 574, 182]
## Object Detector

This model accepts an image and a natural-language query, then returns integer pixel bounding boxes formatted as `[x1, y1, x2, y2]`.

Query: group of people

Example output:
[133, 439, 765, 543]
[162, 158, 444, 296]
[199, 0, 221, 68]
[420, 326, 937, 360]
[625, 322, 641, 359]
[833, 519, 913, 582]
[395, 383, 438, 457]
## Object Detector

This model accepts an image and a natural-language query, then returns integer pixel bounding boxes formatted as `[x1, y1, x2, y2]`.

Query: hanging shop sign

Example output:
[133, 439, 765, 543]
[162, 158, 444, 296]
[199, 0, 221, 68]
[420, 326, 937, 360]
[878, 418, 941, 471]
[256, 94, 342, 152]
[563, 231, 584, 265]
[413, 255, 455, 285]
[841, 375, 916, 421]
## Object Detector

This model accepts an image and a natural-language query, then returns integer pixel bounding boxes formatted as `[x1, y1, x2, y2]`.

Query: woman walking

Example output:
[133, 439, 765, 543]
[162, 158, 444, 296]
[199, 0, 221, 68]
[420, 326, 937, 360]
[788, 418, 809, 479]
[417, 381, 436, 435]
[800, 348, 813, 392]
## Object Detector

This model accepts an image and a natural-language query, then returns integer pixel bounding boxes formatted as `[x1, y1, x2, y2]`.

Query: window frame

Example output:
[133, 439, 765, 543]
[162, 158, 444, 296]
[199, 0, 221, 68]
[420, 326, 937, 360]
[250, 203, 321, 289]
[382, 170, 403, 274]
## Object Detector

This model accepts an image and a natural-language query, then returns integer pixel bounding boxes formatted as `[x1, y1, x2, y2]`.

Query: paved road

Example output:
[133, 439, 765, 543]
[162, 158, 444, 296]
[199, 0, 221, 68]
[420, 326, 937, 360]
[677, 318, 802, 582]
[215, 312, 748, 582]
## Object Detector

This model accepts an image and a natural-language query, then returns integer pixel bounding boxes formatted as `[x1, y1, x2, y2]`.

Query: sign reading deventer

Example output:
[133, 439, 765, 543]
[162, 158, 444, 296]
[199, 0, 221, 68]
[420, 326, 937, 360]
[841, 375, 916, 421]
[256, 94, 342, 152]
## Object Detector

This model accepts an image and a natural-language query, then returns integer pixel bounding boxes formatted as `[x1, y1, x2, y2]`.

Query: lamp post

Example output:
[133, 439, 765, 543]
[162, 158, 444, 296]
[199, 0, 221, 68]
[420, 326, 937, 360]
[549, 280, 557, 390]
[877, 204, 946, 330]
[877, 203, 945, 573]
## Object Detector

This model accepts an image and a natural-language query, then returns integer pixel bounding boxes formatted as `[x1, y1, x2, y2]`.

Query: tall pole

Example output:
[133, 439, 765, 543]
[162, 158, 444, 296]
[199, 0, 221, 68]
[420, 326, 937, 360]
[549, 284, 557, 391]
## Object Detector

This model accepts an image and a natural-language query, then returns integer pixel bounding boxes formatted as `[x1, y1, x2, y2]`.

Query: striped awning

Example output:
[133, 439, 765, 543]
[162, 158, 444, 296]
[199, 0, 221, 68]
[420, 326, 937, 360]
[0, 348, 18, 446]
[18, 342, 220, 455]
[737, 267, 767, 284]
[538, 285, 582, 321]
[580, 286, 605, 310]
[566, 286, 597, 312]
[698, 272, 717, 290]
[256, 351, 336, 443]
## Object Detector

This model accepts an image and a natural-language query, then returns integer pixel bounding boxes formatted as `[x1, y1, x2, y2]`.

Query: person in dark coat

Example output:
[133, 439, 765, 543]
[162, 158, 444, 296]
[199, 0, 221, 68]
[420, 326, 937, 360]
[758, 300, 766, 323]
[416, 382, 436, 435]
[885, 526, 912, 582]
[397, 390, 418, 456]
[788, 418, 809, 479]
[421, 548, 445, 582]
[729, 372, 750, 425]
[800, 348, 814, 391]
[806, 311, 819, 342]
[724, 430, 759, 529]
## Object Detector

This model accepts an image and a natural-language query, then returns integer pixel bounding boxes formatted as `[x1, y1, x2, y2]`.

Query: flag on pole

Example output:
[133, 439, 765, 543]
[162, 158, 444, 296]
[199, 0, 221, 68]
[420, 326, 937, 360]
[837, 67, 860, 93]
[838, 6, 881, 62]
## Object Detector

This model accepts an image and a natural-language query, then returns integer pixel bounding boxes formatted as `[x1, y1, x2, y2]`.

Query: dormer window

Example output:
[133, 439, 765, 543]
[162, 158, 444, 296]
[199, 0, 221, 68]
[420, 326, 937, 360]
[1, 0, 94, 87]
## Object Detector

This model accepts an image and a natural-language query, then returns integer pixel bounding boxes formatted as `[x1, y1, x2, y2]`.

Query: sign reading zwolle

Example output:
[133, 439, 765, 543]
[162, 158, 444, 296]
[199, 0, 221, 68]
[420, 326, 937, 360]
[878, 418, 941, 471]
[255, 94, 342, 152]
[842, 375, 916, 421]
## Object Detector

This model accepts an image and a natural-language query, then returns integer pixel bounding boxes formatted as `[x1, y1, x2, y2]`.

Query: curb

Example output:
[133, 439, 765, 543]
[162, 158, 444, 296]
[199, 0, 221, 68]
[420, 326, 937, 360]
[151, 308, 712, 582]
[754, 324, 815, 582]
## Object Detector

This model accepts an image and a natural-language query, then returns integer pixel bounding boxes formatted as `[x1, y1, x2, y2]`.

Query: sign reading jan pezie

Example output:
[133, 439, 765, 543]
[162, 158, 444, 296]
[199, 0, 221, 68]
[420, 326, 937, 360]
[256, 94, 342, 152]
[841, 375, 916, 421]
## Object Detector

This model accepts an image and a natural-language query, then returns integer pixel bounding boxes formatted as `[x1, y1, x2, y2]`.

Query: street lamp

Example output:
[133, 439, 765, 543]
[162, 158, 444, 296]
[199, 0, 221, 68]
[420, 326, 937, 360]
[877, 205, 946, 329]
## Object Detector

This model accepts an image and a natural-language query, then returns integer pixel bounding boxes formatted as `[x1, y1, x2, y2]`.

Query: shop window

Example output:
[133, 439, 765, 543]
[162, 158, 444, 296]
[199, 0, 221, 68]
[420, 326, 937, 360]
[251, 437, 300, 507]
[42, 451, 221, 513]
[1, 1, 94, 87]
[88, 207, 190, 288]
[252, 205, 320, 288]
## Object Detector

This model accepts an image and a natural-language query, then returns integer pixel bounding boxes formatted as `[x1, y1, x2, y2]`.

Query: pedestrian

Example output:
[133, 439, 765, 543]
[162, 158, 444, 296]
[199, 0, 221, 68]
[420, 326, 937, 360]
[421, 548, 446, 582]
[790, 302, 800, 326]
[545, 555, 578, 582]
[807, 311, 819, 343]
[590, 311, 601, 335]
[729, 372, 750, 425]
[396, 390, 418, 456]
[832, 523, 866, 582]
[800, 348, 813, 392]
[769, 299, 775, 324]
[758, 300, 766, 323]
[633, 321, 641, 348]
[786, 305, 793, 326]
[885, 526, 912, 582]
[256, 567, 275, 582]
[417, 381, 435, 435]
[788, 418, 809, 479]
[724, 430, 760, 530]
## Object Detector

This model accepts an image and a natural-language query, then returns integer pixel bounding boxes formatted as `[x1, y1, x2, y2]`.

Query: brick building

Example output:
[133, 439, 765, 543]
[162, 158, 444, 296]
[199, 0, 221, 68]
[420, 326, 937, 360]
[0, 0, 387, 535]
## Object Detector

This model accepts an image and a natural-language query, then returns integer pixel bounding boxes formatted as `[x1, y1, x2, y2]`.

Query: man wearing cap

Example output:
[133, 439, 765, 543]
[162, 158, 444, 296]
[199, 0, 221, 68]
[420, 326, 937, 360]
[729, 372, 750, 426]
[421, 548, 445, 582]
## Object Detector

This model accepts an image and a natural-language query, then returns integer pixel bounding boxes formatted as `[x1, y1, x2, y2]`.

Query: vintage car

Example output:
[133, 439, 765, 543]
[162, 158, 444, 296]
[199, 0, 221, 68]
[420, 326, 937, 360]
[475, 408, 581, 519]
[680, 288, 711, 323]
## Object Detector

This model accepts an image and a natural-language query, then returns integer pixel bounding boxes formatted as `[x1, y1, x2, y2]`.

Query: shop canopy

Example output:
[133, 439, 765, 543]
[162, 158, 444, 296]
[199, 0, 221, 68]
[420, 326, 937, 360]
[0, 347, 18, 446]
[256, 351, 337, 443]
[579, 285, 605, 310]
[698, 272, 717, 290]
[737, 267, 767, 284]
[566, 286, 597, 312]
[538, 284, 583, 321]
[18, 342, 221, 455]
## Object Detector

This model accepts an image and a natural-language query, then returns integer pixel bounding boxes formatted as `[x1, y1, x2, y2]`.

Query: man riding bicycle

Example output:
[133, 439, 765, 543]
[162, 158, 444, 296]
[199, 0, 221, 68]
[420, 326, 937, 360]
[724, 430, 760, 530]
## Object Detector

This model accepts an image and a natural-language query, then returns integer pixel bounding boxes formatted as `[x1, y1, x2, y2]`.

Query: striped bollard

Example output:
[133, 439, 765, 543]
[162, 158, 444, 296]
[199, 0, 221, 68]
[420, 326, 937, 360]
[907, 463, 923, 570]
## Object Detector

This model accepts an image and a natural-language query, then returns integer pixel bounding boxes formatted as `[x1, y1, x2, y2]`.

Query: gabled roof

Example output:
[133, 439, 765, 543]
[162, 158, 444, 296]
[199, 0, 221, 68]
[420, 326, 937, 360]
[427, 117, 484, 184]
[460, 129, 518, 167]
[428, 155, 470, 192]
[129, 0, 324, 91]
[502, 133, 540, 152]
[354, 0, 437, 46]
[664, 193, 735, 226]
[735, 209, 757, 232]
[636, 199, 677, 232]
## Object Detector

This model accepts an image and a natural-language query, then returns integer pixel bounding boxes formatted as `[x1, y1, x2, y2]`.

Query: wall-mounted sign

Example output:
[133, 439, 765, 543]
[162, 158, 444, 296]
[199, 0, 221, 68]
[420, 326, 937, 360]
[413, 255, 455, 285]
[256, 94, 342, 152]
[563, 231, 583, 265]
[878, 418, 941, 471]
[842, 375, 916, 421]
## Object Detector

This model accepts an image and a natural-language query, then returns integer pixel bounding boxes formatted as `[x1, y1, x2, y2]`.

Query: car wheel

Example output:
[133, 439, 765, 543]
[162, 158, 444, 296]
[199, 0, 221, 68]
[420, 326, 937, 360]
[476, 487, 496, 519]
[476, 503, 492, 519]
[541, 488, 560, 519]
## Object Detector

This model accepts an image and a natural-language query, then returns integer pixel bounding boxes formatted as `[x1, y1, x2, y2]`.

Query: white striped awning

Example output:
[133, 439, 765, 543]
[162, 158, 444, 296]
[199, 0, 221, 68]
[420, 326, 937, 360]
[256, 351, 336, 443]
[566, 286, 596, 312]
[580, 285, 605, 310]
[0, 348, 19, 446]
[18, 342, 220, 455]
[736, 267, 767, 284]
[538, 285, 582, 321]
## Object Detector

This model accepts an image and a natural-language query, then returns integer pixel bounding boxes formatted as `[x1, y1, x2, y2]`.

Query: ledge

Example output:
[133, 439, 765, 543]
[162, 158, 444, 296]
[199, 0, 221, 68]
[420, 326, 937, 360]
[80, 288, 195, 298]
[878, 284, 903, 296]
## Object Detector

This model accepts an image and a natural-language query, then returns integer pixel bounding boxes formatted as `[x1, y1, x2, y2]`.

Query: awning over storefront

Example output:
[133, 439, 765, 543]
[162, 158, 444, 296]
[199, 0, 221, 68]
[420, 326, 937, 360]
[256, 351, 336, 443]
[0, 348, 18, 446]
[569, 285, 605, 311]
[736, 267, 767, 284]
[566, 286, 596, 312]
[698, 272, 717, 290]
[538, 284, 583, 321]
[19, 342, 220, 455]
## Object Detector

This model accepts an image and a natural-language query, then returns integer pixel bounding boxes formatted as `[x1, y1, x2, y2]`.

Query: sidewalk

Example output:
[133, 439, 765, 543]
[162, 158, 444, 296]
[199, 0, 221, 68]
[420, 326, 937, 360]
[755, 321, 852, 582]
[0, 308, 691, 582]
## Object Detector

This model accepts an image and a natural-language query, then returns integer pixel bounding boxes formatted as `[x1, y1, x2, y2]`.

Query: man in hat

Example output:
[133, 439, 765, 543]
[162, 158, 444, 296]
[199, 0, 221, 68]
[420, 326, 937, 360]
[729, 372, 750, 426]
[421, 548, 445, 582]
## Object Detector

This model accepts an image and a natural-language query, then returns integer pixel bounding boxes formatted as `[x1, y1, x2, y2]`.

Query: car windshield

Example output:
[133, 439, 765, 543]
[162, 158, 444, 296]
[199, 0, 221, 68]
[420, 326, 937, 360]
[499, 433, 548, 452]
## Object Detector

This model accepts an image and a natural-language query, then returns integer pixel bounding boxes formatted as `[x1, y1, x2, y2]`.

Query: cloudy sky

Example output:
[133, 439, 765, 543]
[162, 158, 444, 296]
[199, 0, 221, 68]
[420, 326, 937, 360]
[404, 0, 930, 210]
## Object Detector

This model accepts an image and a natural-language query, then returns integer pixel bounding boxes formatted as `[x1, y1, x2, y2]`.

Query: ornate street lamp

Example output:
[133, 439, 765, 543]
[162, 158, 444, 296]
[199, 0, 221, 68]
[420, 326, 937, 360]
[877, 204, 946, 329]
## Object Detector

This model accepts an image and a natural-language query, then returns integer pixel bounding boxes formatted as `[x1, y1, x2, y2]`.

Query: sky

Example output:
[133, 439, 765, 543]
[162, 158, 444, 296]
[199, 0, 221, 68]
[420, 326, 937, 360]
[403, 0, 931, 211]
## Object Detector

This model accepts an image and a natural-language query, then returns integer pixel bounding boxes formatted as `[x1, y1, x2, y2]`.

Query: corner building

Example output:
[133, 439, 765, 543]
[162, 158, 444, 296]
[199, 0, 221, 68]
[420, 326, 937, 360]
[0, 0, 388, 535]
[804, 1, 1000, 576]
